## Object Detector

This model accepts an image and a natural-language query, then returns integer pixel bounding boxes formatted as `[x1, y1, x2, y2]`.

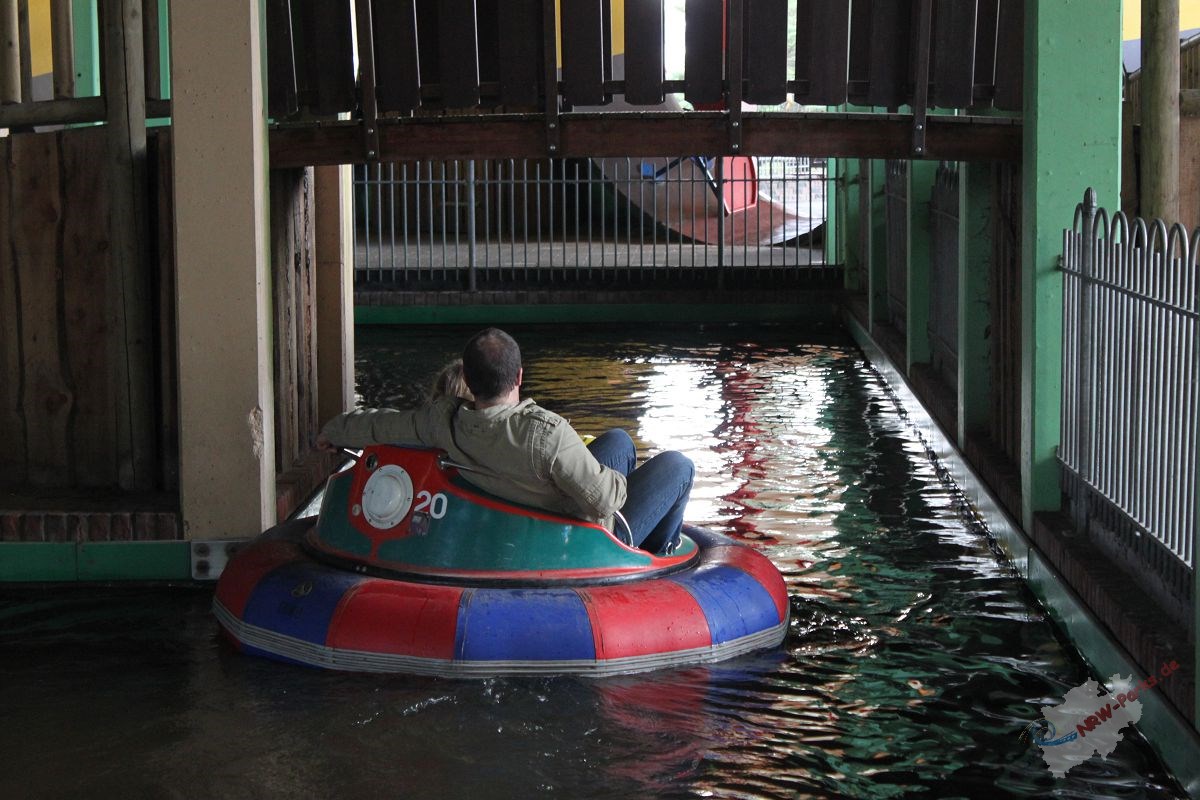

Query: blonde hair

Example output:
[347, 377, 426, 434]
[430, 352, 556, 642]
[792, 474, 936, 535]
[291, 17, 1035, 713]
[432, 358, 473, 401]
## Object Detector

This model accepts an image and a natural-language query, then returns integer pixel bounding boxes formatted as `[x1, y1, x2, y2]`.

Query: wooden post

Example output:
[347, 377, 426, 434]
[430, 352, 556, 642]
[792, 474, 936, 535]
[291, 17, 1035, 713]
[314, 164, 355, 427]
[51, 0, 75, 98]
[0, 0, 18, 103]
[1141, 0, 1180, 222]
[103, 0, 156, 490]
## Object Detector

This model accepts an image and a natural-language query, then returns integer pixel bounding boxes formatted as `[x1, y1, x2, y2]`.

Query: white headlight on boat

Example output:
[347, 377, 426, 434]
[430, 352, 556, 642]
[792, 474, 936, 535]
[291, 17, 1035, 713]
[361, 465, 414, 529]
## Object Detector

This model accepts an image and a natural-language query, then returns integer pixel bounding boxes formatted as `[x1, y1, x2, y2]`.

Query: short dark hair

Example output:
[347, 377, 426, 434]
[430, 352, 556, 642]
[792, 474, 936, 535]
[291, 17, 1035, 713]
[462, 328, 522, 401]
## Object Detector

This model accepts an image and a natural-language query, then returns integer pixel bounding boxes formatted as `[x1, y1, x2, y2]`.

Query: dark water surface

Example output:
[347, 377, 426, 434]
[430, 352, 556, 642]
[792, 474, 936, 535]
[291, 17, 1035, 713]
[1, 325, 1184, 799]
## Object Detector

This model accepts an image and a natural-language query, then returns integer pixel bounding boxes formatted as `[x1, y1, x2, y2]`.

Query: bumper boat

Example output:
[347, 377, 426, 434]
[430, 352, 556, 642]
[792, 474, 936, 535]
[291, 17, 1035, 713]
[214, 445, 789, 676]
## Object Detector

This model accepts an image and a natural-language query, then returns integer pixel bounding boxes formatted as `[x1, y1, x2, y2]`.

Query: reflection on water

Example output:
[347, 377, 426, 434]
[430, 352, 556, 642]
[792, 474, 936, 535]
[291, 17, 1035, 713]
[0, 325, 1184, 799]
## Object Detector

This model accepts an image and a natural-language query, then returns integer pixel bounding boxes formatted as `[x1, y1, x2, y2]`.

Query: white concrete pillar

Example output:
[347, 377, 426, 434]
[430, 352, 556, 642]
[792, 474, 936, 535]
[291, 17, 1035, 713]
[171, 0, 275, 539]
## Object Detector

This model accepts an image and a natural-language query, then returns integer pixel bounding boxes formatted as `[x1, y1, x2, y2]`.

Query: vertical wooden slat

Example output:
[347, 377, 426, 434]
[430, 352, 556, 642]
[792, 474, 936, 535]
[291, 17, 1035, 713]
[797, 0, 850, 105]
[561, 0, 607, 106]
[973, 0, 999, 107]
[13, 133, 72, 487]
[61, 127, 117, 487]
[271, 170, 299, 473]
[415, 0, 440, 86]
[498, 0, 541, 106]
[438, 0, 479, 107]
[685, 0, 723, 106]
[51, 0, 75, 99]
[476, 0, 500, 88]
[601, 0, 613, 84]
[931, 0, 977, 108]
[744, 0, 787, 105]
[298, 168, 318, 454]
[103, 0, 155, 490]
[0, 136, 26, 485]
[993, 0, 1023, 111]
[0, 0, 18, 103]
[311, 0, 355, 114]
[266, 0, 298, 118]
[151, 129, 178, 491]
[17, 0, 30, 102]
[846, 0, 873, 105]
[140, 0, 157, 100]
[373, 0, 420, 112]
[866, 0, 912, 108]
[624, 0, 664, 105]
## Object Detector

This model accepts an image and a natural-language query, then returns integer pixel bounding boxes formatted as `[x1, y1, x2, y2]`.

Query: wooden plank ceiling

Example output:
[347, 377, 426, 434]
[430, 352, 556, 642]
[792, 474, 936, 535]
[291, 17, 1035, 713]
[268, 0, 1024, 168]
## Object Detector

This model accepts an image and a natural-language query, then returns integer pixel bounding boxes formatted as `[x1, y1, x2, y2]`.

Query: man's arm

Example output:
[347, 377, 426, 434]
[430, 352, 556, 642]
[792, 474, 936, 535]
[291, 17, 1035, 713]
[546, 425, 627, 520]
[318, 407, 423, 449]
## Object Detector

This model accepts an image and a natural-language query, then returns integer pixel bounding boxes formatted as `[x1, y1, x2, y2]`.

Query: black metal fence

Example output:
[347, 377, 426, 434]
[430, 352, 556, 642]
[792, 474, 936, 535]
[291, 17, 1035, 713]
[354, 155, 837, 290]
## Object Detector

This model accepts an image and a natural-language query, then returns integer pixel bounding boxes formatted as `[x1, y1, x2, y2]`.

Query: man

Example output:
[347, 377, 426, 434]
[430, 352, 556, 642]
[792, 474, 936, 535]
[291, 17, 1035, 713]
[317, 328, 694, 554]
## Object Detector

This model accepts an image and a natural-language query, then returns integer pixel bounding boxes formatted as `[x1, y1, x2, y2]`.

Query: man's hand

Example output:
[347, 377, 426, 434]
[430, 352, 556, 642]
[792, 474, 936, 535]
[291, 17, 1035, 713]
[316, 433, 336, 452]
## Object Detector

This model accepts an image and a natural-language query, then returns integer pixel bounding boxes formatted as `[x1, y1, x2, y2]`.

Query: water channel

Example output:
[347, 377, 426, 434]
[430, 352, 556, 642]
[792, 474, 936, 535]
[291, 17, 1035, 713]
[0, 324, 1184, 798]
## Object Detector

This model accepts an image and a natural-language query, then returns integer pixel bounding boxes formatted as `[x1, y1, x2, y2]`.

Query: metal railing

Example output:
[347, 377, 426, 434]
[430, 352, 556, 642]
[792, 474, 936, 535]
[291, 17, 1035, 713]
[1060, 189, 1198, 607]
[353, 156, 835, 288]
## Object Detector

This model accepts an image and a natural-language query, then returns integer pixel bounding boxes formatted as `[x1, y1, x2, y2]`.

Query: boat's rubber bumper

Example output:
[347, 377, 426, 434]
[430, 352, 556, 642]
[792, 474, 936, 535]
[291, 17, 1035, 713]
[213, 520, 790, 677]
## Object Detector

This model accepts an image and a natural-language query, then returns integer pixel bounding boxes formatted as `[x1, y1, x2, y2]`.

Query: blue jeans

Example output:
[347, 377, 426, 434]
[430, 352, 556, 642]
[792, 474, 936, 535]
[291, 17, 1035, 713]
[588, 429, 694, 554]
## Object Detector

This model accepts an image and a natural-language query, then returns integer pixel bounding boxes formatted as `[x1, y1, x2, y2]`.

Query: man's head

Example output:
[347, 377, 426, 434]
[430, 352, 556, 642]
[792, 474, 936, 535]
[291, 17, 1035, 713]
[462, 328, 522, 402]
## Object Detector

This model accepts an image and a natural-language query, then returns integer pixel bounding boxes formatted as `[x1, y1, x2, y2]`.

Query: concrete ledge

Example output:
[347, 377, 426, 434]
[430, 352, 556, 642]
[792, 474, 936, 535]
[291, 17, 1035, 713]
[353, 290, 844, 326]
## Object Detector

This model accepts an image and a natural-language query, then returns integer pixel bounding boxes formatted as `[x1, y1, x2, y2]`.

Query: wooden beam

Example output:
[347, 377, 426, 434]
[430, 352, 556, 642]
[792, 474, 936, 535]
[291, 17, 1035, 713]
[103, 0, 156, 490]
[269, 112, 1022, 167]
[0, 96, 105, 126]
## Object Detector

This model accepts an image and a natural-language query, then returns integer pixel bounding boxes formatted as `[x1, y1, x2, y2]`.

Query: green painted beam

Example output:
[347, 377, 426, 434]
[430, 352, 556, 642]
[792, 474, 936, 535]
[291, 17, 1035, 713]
[0, 544, 76, 581]
[906, 160, 938, 369]
[0, 542, 192, 582]
[957, 161, 993, 445]
[355, 302, 839, 326]
[1020, 0, 1122, 534]
[78, 542, 191, 581]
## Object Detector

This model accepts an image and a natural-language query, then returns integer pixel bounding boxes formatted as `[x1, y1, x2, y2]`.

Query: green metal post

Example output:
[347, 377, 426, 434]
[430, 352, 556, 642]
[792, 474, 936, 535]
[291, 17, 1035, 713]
[1020, 0, 1121, 534]
[957, 161, 993, 446]
[907, 160, 938, 369]
[825, 157, 840, 271]
[868, 159, 888, 329]
[840, 158, 863, 291]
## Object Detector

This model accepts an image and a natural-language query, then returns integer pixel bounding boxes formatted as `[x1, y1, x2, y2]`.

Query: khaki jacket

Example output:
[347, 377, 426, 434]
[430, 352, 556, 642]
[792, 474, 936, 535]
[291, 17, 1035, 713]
[320, 397, 627, 528]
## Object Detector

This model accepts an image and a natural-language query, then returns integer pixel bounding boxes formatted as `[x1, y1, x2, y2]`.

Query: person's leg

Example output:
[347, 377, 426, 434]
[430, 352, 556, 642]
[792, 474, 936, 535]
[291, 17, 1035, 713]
[621, 451, 694, 554]
[586, 429, 636, 475]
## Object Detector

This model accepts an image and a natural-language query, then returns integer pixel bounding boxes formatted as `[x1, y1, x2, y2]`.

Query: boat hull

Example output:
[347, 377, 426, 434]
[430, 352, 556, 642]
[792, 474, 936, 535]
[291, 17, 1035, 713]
[213, 518, 789, 677]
